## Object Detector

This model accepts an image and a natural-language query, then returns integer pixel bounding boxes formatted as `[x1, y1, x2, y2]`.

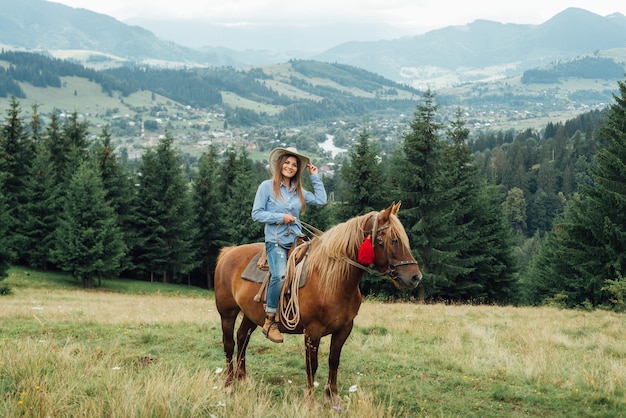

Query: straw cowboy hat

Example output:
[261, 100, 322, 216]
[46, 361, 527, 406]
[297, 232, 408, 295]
[268, 147, 311, 174]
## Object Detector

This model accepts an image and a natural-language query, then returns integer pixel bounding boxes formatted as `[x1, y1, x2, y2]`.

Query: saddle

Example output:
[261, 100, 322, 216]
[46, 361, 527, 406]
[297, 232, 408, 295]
[240, 235, 311, 303]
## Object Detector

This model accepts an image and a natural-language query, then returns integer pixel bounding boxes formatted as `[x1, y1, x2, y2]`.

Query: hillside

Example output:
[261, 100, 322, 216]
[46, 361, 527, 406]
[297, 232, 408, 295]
[0, 0, 239, 68]
[0, 51, 420, 120]
[1, 50, 623, 148]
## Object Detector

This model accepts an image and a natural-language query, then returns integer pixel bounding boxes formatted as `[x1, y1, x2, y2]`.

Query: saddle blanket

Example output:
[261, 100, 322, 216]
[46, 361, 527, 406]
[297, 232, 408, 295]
[241, 250, 307, 288]
[241, 251, 269, 283]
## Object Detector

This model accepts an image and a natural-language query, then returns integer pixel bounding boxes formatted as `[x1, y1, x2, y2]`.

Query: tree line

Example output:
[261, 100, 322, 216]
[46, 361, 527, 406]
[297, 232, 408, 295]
[2, 76, 626, 309]
[0, 91, 513, 303]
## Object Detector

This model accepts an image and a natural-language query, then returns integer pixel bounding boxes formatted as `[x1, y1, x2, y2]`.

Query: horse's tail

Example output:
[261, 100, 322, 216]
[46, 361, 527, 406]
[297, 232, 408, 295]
[216, 246, 236, 264]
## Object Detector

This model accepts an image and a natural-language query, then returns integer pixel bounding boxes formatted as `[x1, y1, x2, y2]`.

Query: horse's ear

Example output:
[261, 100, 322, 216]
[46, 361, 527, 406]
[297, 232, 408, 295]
[392, 201, 401, 215]
[379, 203, 392, 222]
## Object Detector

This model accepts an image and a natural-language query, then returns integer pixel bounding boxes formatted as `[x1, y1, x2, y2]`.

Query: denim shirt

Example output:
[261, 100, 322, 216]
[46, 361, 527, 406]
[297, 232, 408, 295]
[251, 174, 327, 247]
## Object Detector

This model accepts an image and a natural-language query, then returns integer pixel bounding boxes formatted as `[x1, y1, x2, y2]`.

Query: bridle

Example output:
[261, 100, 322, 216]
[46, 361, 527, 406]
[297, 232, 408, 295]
[344, 213, 419, 281]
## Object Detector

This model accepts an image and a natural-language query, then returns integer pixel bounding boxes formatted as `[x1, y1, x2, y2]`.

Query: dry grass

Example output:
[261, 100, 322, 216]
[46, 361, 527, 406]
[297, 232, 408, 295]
[0, 288, 217, 325]
[1, 270, 625, 417]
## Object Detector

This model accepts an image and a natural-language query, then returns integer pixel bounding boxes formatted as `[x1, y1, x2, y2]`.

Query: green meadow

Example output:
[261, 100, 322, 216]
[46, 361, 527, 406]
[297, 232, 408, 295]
[1, 268, 624, 417]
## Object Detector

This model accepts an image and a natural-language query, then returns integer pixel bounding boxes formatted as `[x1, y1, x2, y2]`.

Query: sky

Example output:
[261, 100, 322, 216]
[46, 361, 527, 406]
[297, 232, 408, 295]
[49, 0, 626, 35]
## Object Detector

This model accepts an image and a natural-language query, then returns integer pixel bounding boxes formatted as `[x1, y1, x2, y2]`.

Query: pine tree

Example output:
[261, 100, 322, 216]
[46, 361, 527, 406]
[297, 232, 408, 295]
[527, 77, 626, 308]
[94, 127, 138, 273]
[434, 109, 518, 303]
[466, 184, 518, 303]
[502, 187, 527, 235]
[46, 112, 71, 184]
[21, 140, 57, 269]
[192, 145, 226, 288]
[132, 133, 197, 283]
[19, 106, 59, 269]
[338, 128, 387, 221]
[391, 90, 457, 299]
[221, 148, 262, 245]
[0, 173, 15, 290]
[0, 97, 35, 259]
[51, 162, 126, 287]
[29, 104, 43, 144]
[438, 109, 489, 300]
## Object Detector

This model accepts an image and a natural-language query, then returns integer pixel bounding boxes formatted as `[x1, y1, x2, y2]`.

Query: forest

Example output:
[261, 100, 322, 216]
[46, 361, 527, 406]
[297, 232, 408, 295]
[1, 51, 626, 309]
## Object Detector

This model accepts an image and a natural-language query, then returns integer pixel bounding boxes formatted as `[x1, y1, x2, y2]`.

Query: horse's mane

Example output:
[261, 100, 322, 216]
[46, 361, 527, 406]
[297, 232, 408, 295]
[307, 211, 410, 299]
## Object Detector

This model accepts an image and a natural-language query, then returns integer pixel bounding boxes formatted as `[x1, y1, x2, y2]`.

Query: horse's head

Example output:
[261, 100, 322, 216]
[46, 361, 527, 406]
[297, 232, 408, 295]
[368, 202, 422, 290]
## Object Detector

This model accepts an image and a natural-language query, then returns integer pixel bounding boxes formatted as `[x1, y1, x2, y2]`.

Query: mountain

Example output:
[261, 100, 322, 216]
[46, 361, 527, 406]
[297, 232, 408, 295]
[124, 18, 410, 53]
[314, 8, 626, 85]
[0, 0, 241, 67]
[1, 1, 626, 90]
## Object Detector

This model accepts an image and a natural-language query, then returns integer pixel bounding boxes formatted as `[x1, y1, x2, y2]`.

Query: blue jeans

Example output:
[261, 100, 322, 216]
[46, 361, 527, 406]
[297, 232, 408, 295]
[265, 242, 289, 313]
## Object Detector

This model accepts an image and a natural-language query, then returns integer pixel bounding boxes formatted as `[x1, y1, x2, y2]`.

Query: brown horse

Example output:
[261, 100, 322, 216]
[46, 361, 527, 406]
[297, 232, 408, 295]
[214, 202, 422, 405]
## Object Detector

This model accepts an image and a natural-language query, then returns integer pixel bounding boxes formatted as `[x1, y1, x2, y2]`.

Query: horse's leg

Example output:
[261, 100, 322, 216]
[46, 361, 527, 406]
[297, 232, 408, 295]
[325, 320, 354, 407]
[219, 308, 239, 387]
[235, 315, 257, 381]
[304, 333, 321, 402]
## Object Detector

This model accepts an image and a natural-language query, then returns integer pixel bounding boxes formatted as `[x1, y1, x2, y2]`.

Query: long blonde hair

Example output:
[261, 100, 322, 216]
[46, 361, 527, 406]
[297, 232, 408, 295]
[272, 153, 306, 213]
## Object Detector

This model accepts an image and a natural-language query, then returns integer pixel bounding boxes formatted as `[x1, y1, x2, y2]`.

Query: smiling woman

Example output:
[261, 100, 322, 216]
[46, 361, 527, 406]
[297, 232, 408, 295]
[251, 146, 327, 343]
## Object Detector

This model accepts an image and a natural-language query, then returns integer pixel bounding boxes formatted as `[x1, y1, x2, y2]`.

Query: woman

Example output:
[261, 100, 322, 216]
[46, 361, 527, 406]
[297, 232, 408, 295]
[251, 147, 327, 343]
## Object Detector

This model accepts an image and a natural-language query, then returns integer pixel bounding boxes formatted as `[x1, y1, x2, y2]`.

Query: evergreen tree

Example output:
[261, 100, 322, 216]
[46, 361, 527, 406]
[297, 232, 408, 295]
[527, 77, 626, 308]
[132, 133, 198, 283]
[0, 97, 35, 260]
[20, 107, 58, 269]
[221, 148, 262, 245]
[46, 112, 71, 184]
[0, 173, 15, 291]
[502, 187, 527, 235]
[467, 184, 518, 304]
[390, 90, 458, 300]
[429, 109, 518, 303]
[94, 127, 138, 273]
[21, 140, 57, 269]
[438, 109, 490, 300]
[29, 104, 43, 143]
[33, 110, 93, 270]
[61, 111, 90, 177]
[192, 145, 226, 288]
[51, 162, 126, 288]
[63, 111, 90, 150]
[338, 128, 387, 221]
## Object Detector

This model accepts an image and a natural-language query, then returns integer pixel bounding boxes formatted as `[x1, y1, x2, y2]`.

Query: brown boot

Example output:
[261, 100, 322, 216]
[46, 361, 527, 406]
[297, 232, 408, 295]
[262, 314, 283, 343]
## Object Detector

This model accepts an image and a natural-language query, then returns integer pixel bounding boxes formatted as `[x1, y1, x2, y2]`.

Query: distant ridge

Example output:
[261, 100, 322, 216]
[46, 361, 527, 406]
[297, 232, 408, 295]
[0, 2, 625, 87]
[315, 8, 626, 82]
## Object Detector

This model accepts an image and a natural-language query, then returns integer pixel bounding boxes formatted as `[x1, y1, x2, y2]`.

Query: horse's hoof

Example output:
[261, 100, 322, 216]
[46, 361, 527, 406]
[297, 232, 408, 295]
[324, 387, 342, 410]
[225, 384, 235, 395]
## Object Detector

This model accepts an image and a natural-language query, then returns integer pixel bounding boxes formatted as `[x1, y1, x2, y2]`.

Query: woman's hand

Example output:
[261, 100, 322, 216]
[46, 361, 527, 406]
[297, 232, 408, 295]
[283, 214, 296, 224]
[307, 163, 318, 175]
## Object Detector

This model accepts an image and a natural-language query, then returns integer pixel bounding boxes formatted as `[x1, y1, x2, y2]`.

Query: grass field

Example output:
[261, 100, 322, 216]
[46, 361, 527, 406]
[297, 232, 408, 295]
[1, 267, 625, 417]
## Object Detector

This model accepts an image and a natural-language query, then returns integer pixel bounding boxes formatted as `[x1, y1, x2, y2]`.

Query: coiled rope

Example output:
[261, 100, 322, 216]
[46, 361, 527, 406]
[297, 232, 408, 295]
[279, 239, 311, 330]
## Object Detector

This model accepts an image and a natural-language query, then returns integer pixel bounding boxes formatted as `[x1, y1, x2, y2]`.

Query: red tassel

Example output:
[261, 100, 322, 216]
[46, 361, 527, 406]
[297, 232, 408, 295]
[358, 237, 375, 265]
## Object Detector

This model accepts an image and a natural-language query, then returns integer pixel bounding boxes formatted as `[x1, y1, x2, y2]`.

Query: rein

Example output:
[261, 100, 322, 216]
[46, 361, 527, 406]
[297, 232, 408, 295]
[298, 220, 324, 238]
[278, 212, 416, 328]
[350, 213, 418, 281]
[301, 214, 417, 280]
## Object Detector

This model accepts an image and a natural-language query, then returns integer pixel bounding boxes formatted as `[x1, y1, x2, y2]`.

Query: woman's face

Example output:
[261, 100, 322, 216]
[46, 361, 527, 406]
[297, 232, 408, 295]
[281, 156, 299, 179]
